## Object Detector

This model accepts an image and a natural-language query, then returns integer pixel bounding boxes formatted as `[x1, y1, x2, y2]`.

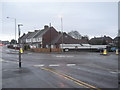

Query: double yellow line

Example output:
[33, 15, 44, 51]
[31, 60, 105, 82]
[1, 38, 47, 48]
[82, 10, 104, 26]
[41, 67, 101, 90]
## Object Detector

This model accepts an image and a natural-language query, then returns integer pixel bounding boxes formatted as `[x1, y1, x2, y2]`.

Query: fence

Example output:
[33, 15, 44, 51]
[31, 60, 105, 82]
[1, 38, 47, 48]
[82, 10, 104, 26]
[31, 48, 62, 52]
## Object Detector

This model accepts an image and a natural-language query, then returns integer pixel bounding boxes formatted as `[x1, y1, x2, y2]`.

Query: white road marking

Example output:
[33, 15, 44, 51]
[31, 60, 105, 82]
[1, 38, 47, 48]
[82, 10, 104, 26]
[33, 64, 45, 67]
[1, 59, 19, 64]
[49, 64, 60, 67]
[110, 71, 118, 74]
[67, 64, 76, 66]
[34, 64, 77, 67]
[0, 59, 4, 62]
[56, 55, 65, 57]
[5, 60, 19, 64]
[56, 55, 74, 58]
[12, 61, 19, 64]
[28, 53, 32, 54]
[66, 56, 74, 57]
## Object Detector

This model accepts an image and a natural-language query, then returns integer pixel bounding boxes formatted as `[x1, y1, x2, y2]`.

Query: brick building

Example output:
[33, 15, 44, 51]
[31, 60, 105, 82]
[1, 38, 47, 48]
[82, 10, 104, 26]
[20, 25, 88, 48]
[89, 36, 113, 45]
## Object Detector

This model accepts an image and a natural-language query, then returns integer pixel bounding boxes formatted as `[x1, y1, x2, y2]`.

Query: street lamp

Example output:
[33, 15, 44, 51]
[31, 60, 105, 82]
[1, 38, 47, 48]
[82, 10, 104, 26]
[58, 15, 64, 52]
[7, 17, 17, 49]
[18, 24, 23, 68]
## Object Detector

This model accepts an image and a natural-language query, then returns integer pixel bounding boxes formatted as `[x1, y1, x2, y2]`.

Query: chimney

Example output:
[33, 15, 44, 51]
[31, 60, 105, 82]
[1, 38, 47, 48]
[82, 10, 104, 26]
[35, 30, 39, 32]
[44, 25, 49, 29]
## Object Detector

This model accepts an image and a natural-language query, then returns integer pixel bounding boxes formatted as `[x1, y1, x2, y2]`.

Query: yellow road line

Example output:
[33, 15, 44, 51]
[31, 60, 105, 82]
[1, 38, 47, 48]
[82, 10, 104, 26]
[62, 73, 96, 88]
[41, 68, 89, 88]
[41, 67, 101, 90]
[44, 68, 96, 88]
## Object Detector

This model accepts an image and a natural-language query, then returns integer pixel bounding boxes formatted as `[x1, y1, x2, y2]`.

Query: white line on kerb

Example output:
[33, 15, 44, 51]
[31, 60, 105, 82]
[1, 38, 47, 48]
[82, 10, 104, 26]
[49, 64, 60, 66]
[67, 64, 76, 66]
[34, 64, 45, 67]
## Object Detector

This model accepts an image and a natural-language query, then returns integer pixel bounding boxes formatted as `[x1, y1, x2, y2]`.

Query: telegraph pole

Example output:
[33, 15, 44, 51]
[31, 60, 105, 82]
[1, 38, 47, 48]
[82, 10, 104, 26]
[49, 23, 51, 52]
[61, 17, 63, 52]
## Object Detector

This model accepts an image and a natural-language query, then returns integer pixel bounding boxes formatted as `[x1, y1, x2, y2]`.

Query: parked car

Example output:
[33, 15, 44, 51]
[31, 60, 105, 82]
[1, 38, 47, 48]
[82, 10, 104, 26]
[7, 44, 20, 50]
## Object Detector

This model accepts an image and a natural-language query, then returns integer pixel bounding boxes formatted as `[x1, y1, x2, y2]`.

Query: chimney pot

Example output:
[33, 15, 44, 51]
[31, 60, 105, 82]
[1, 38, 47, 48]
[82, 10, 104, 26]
[44, 25, 49, 29]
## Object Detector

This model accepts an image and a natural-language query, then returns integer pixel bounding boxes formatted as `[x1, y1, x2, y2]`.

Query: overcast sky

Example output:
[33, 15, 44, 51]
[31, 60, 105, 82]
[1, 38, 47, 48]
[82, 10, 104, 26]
[1, 2, 118, 41]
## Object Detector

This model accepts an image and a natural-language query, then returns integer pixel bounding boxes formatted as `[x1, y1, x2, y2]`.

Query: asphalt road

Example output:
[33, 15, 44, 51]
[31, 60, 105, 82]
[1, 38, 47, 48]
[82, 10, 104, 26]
[1, 46, 119, 89]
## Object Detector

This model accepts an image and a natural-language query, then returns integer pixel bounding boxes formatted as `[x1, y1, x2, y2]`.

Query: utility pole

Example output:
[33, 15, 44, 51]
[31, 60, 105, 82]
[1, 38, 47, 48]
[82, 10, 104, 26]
[60, 17, 63, 52]
[49, 23, 51, 52]
[18, 24, 23, 68]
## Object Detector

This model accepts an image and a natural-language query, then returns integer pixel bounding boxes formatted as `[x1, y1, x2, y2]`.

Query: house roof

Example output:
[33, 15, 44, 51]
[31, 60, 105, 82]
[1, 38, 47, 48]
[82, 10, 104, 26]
[51, 33, 88, 44]
[20, 25, 51, 40]
[24, 32, 34, 39]
[19, 33, 26, 39]
[90, 36, 113, 41]
[51, 33, 62, 44]
[20, 25, 88, 45]
[33, 27, 50, 38]
[114, 36, 120, 41]
[26, 30, 39, 39]
[20, 32, 33, 40]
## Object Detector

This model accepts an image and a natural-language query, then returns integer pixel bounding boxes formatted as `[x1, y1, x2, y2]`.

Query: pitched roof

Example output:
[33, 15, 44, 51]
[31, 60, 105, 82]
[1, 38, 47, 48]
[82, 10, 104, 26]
[33, 27, 50, 38]
[51, 33, 62, 44]
[20, 32, 33, 40]
[26, 30, 39, 39]
[20, 25, 51, 40]
[114, 36, 120, 41]
[25, 32, 34, 39]
[51, 33, 88, 44]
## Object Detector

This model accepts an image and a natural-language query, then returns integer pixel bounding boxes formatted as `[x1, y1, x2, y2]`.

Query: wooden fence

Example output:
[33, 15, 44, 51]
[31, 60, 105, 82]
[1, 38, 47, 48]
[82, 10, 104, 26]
[31, 48, 62, 52]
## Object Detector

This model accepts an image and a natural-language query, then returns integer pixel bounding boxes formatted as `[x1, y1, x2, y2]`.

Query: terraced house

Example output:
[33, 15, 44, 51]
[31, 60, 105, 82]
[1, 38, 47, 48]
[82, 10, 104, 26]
[19, 25, 88, 49]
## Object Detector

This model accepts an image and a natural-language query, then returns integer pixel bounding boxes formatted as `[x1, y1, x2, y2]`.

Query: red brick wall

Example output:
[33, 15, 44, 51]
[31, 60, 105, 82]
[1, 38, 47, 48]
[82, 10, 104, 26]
[42, 27, 58, 48]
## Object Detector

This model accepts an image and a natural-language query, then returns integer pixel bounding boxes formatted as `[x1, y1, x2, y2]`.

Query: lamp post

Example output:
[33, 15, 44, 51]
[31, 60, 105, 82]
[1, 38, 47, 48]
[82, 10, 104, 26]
[7, 17, 17, 50]
[59, 15, 63, 52]
[18, 24, 23, 68]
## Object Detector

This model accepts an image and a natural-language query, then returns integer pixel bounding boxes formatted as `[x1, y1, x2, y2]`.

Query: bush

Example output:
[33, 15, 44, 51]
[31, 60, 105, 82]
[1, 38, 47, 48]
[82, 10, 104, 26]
[24, 45, 30, 51]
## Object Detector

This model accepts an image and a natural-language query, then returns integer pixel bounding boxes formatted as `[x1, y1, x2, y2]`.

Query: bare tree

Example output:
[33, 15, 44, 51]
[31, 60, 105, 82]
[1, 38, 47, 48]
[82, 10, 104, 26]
[68, 30, 82, 39]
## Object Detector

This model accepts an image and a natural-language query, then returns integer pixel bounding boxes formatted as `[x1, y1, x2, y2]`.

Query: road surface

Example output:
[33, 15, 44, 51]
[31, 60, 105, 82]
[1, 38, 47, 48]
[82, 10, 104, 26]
[1, 46, 119, 89]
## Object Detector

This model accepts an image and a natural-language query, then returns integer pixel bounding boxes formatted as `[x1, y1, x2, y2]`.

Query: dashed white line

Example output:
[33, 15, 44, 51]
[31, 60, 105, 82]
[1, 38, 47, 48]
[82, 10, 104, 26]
[56, 55, 74, 58]
[33, 64, 77, 67]
[33, 64, 45, 67]
[67, 64, 76, 66]
[49, 64, 60, 67]
[28, 53, 32, 54]
[0, 59, 4, 62]
[1, 59, 19, 64]
[109, 71, 118, 74]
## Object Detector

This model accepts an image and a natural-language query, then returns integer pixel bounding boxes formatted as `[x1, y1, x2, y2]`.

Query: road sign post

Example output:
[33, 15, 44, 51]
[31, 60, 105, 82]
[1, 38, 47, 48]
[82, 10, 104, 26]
[18, 24, 23, 68]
